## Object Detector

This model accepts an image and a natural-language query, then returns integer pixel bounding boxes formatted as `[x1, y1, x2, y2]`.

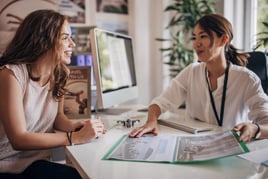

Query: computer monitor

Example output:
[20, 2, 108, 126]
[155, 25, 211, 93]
[90, 28, 138, 112]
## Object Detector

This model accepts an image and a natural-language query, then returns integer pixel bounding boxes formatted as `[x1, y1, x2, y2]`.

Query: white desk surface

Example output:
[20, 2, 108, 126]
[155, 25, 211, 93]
[65, 110, 268, 179]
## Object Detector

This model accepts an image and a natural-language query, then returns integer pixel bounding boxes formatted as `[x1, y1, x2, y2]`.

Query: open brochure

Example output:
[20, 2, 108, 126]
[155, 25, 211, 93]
[103, 130, 249, 163]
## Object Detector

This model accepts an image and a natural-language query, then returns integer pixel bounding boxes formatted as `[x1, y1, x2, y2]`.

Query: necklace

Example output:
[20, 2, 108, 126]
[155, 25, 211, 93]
[205, 63, 229, 126]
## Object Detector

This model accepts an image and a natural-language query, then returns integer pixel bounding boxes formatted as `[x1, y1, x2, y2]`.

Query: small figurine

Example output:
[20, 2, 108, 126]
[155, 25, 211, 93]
[117, 118, 140, 128]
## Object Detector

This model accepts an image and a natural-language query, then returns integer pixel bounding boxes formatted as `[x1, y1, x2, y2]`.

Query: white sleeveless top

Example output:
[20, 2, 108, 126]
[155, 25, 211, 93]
[0, 64, 58, 173]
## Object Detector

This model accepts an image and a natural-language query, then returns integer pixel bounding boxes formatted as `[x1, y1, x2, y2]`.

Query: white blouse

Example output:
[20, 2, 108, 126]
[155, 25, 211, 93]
[0, 64, 58, 173]
[151, 62, 268, 129]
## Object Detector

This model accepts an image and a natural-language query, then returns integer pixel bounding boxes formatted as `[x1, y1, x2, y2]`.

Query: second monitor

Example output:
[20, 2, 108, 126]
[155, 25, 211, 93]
[90, 28, 138, 112]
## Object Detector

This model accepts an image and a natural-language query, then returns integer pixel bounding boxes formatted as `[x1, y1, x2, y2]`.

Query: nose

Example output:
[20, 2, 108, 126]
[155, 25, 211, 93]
[193, 40, 201, 49]
[69, 37, 76, 47]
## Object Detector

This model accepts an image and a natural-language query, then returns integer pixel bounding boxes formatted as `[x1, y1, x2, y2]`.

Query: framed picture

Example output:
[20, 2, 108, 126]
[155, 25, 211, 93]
[72, 26, 95, 55]
[64, 66, 91, 119]
[96, 16, 129, 34]
[57, 0, 86, 24]
[96, 0, 128, 14]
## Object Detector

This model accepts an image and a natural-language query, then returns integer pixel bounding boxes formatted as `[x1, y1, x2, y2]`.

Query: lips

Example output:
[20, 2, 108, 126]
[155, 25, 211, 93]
[64, 50, 72, 57]
[196, 50, 203, 56]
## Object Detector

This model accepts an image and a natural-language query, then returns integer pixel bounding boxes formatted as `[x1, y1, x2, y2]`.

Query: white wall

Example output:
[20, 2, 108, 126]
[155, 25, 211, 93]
[223, 0, 257, 51]
[224, 0, 246, 50]
[131, 0, 165, 105]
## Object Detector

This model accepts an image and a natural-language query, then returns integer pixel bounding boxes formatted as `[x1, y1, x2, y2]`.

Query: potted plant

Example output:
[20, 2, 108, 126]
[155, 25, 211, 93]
[157, 0, 215, 77]
[254, 21, 268, 51]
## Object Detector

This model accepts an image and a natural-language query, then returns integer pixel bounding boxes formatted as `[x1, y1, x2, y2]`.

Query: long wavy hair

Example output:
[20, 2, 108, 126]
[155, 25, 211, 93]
[0, 9, 69, 100]
[195, 14, 249, 66]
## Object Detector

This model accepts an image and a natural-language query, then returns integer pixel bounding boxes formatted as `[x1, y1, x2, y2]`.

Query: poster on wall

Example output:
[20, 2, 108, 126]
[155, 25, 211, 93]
[57, 0, 86, 24]
[96, 0, 128, 14]
[72, 26, 95, 55]
[95, 0, 129, 34]
[96, 17, 128, 34]
[64, 66, 91, 119]
[0, 0, 57, 55]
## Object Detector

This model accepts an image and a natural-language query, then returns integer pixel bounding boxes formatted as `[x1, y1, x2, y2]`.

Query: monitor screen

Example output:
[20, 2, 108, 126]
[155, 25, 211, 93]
[90, 28, 138, 111]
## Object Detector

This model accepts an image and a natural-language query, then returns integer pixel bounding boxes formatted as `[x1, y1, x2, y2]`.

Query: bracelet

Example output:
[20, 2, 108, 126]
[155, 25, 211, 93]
[67, 131, 73, 146]
[253, 123, 260, 139]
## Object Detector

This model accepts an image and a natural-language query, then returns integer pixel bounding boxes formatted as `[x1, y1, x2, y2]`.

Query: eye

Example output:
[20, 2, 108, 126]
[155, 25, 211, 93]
[190, 37, 196, 41]
[62, 36, 68, 40]
[62, 35, 69, 40]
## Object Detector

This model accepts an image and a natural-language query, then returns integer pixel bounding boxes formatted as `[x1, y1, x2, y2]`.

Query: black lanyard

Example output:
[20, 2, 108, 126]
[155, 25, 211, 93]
[205, 63, 229, 126]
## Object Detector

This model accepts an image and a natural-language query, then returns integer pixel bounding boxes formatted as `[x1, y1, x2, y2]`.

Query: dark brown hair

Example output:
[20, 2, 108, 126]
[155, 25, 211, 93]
[0, 9, 69, 100]
[195, 14, 249, 66]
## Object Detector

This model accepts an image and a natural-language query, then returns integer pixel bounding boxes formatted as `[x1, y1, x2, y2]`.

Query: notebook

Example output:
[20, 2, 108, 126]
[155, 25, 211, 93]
[158, 111, 216, 134]
[158, 119, 213, 134]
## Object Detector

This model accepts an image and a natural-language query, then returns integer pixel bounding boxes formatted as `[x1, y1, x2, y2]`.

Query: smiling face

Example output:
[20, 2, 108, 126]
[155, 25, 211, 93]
[192, 24, 225, 63]
[60, 21, 75, 64]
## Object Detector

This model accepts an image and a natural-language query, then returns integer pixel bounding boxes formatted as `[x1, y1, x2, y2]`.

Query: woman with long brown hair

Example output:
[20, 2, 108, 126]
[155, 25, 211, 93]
[0, 9, 106, 178]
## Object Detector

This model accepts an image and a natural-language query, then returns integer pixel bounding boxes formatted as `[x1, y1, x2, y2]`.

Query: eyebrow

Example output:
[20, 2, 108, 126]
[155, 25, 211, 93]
[192, 31, 206, 36]
[61, 33, 70, 36]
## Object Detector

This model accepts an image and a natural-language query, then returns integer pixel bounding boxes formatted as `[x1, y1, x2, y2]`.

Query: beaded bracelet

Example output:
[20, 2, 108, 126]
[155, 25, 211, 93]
[67, 131, 73, 146]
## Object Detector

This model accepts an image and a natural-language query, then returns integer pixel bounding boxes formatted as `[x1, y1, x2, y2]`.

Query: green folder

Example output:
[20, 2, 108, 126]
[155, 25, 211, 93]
[103, 130, 249, 164]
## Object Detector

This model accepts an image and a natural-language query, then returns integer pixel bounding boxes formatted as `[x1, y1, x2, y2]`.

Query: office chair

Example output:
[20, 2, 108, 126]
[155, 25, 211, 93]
[246, 51, 268, 94]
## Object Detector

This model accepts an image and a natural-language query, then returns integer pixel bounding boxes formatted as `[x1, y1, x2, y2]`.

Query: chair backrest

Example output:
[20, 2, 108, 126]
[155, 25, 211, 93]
[246, 51, 268, 94]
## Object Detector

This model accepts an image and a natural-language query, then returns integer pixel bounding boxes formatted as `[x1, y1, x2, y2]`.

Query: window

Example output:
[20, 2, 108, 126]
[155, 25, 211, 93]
[255, 0, 268, 51]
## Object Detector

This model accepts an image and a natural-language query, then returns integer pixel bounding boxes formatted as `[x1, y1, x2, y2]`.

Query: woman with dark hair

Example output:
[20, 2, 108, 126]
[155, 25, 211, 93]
[130, 14, 268, 143]
[0, 9, 106, 178]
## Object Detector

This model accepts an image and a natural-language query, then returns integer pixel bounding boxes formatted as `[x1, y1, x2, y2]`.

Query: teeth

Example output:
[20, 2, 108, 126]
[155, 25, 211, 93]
[65, 51, 72, 57]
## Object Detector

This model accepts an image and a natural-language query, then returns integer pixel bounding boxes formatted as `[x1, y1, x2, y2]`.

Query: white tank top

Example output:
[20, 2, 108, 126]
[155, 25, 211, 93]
[0, 64, 58, 173]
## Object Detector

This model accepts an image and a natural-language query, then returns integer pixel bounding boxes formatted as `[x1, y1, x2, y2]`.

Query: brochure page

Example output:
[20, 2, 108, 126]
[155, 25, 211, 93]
[104, 130, 249, 163]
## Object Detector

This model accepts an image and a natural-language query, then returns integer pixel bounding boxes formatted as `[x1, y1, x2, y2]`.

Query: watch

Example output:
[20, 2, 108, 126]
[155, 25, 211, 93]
[254, 123, 261, 139]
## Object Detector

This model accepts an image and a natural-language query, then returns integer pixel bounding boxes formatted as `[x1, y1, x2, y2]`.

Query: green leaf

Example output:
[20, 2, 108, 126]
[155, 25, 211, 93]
[263, 22, 268, 27]
[155, 38, 172, 41]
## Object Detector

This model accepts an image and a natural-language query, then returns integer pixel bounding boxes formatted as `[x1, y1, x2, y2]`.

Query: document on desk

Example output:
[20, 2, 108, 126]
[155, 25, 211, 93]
[238, 140, 268, 165]
[103, 130, 249, 163]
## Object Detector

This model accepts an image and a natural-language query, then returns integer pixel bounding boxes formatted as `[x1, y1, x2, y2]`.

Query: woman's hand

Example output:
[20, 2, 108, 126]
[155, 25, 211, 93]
[129, 104, 161, 138]
[72, 119, 106, 145]
[129, 119, 158, 138]
[72, 120, 86, 131]
[233, 122, 258, 143]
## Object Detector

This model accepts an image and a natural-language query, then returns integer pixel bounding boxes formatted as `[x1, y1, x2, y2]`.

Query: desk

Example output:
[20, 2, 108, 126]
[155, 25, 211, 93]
[65, 110, 268, 179]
